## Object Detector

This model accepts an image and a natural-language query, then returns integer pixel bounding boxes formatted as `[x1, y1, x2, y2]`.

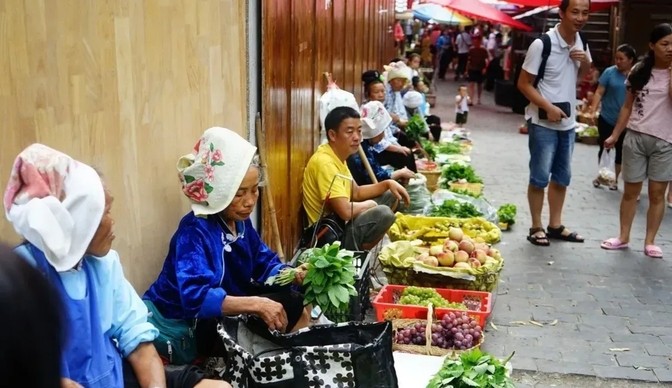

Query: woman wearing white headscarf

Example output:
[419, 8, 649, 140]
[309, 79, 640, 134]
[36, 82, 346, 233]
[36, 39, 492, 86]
[143, 127, 310, 364]
[4, 144, 227, 388]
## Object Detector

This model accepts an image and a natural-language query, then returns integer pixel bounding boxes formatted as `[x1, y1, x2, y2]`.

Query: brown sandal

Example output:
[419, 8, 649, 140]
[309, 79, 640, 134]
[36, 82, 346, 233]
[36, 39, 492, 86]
[527, 227, 550, 246]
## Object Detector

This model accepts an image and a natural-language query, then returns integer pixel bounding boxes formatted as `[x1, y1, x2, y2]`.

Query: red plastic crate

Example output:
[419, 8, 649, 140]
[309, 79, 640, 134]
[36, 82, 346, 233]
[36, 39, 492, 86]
[372, 285, 492, 327]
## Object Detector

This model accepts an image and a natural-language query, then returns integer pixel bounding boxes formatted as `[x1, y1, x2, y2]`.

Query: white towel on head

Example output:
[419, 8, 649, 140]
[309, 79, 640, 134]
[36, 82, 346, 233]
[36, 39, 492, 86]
[4, 144, 105, 271]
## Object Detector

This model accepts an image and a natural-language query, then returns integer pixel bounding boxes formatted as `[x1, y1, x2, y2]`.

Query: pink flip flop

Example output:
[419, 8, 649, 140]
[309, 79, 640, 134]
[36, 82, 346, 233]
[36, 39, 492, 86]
[600, 238, 629, 250]
[644, 245, 663, 259]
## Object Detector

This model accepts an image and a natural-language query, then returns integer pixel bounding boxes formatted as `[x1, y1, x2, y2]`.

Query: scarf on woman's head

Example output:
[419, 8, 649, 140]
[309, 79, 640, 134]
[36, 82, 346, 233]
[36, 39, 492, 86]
[177, 127, 257, 216]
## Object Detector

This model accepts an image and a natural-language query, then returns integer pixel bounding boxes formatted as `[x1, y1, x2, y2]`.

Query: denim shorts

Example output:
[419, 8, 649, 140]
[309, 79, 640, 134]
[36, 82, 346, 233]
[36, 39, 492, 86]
[528, 122, 575, 188]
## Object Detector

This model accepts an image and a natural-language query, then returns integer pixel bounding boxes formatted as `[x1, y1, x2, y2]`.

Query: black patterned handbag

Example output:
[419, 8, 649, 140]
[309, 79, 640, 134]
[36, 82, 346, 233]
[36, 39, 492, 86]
[217, 321, 398, 388]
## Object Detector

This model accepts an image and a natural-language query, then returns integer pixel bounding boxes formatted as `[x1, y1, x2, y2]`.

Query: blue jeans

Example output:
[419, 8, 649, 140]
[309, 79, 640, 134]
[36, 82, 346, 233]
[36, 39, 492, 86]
[528, 122, 575, 188]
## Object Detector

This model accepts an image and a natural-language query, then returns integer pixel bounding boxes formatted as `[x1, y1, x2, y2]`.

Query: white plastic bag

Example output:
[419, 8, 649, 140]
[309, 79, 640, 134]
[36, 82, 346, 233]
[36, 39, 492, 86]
[597, 150, 616, 186]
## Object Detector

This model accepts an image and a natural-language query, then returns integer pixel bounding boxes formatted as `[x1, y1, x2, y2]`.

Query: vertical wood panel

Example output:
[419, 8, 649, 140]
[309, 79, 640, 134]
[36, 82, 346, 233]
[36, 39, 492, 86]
[342, 0, 356, 93]
[289, 0, 316, 253]
[260, 0, 397, 255]
[0, 0, 248, 292]
[353, 0, 364, 101]
[315, 0, 333, 141]
[262, 0, 292, 252]
[331, 0, 346, 87]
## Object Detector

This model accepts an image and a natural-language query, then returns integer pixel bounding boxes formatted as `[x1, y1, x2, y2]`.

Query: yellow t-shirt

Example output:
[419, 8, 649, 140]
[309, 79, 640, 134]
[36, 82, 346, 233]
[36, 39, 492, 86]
[302, 143, 352, 224]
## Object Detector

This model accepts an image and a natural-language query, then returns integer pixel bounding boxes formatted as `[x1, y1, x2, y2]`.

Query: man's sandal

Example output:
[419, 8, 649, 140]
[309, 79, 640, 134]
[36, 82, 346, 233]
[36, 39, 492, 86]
[546, 225, 585, 243]
[527, 227, 550, 246]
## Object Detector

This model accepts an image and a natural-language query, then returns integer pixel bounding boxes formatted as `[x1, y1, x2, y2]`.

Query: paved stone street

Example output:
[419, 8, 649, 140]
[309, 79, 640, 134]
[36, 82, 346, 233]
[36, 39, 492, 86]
[428, 77, 672, 386]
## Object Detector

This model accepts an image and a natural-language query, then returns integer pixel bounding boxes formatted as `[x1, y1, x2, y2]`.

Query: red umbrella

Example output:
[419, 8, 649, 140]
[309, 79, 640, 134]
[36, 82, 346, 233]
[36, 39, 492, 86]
[428, 0, 533, 31]
[503, 0, 618, 11]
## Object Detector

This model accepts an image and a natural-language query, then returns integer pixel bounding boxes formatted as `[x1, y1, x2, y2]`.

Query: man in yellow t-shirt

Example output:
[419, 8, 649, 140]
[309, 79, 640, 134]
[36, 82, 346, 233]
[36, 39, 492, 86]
[302, 106, 410, 251]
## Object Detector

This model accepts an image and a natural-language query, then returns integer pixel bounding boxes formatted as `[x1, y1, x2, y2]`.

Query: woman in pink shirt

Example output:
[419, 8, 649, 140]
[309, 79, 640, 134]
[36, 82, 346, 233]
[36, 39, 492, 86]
[601, 23, 672, 258]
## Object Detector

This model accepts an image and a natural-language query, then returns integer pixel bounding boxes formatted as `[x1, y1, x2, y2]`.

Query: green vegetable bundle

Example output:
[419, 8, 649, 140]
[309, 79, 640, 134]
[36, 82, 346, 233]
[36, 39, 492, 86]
[430, 199, 483, 218]
[406, 114, 427, 143]
[581, 126, 599, 137]
[427, 349, 515, 388]
[436, 142, 462, 155]
[421, 139, 437, 161]
[497, 204, 517, 225]
[441, 163, 483, 184]
[266, 242, 358, 322]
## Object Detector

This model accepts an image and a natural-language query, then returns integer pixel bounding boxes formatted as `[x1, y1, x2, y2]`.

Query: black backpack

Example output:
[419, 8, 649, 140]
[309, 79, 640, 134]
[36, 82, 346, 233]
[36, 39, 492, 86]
[512, 31, 588, 113]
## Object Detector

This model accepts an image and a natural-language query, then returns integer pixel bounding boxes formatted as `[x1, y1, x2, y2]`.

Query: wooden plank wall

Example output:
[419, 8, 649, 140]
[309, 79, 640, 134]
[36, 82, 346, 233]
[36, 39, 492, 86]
[261, 0, 395, 257]
[0, 0, 248, 292]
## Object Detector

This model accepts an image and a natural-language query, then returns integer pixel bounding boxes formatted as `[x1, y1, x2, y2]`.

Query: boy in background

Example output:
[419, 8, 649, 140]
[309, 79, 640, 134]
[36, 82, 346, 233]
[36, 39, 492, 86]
[455, 85, 470, 128]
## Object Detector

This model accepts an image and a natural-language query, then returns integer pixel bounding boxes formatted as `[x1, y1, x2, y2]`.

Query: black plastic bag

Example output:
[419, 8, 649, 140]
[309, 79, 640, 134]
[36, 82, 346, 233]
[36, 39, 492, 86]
[218, 321, 398, 388]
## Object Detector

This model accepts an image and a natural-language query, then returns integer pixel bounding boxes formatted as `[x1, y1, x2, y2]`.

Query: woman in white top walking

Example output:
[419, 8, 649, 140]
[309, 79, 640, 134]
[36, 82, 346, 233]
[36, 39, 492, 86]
[601, 23, 672, 258]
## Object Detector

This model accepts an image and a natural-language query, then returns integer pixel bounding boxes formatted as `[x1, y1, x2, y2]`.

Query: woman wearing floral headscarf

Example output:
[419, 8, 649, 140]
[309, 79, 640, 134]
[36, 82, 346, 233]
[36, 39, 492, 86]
[144, 127, 310, 364]
[3, 144, 227, 388]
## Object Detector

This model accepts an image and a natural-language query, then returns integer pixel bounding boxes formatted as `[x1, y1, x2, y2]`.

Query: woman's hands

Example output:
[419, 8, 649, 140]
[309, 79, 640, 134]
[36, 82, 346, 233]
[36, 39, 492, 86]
[604, 135, 618, 149]
[254, 297, 288, 332]
[61, 379, 83, 388]
[293, 263, 309, 285]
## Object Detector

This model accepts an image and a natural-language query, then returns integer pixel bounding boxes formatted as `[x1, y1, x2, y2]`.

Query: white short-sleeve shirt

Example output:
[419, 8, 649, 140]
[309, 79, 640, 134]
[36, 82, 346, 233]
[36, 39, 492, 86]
[522, 25, 592, 131]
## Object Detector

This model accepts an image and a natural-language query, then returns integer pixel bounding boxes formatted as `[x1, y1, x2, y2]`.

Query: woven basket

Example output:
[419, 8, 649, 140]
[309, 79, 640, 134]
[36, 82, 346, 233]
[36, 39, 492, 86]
[381, 261, 503, 292]
[580, 136, 599, 145]
[447, 182, 484, 196]
[419, 170, 441, 192]
[392, 304, 484, 357]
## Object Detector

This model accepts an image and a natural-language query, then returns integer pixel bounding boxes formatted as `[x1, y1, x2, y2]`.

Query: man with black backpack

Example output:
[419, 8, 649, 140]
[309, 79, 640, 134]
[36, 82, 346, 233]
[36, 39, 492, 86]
[517, 0, 592, 247]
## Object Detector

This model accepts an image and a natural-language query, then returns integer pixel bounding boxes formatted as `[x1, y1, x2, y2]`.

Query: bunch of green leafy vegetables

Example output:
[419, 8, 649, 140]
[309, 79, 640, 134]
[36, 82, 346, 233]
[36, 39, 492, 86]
[266, 242, 357, 322]
[449, 188, 483, 198]
[430, 199, 483, 218]
[427, 349, 515, 388]
[421, 139, 437, 161]
[497, 204, 517, 225]
[441, 163, 483, 184]
[405, 114, 427, 143]
[436, 142, 462, 155]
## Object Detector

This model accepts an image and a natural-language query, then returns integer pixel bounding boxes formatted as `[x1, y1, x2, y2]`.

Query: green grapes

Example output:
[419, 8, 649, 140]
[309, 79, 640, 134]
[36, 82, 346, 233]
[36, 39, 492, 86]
[398, 287, 467, 310]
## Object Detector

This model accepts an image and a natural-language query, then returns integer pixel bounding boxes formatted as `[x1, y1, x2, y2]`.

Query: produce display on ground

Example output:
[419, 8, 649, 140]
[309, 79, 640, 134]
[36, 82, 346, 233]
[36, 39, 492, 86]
[429, 199, 483, 218]
[374, 130, 520, 382]
[426, 349, 515, 388]
[372, 284, 492, 326]
[394, 311, 482, 350]
[496, 203, 517, 230]
[440, 163, 483, 184]
[399, 286, 467, 309]
[377, 240, 504, 291]
[389, 213, 501, 245]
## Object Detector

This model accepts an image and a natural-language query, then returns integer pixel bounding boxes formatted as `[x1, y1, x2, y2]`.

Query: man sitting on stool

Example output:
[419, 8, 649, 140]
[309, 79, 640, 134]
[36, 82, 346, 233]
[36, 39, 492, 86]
[302, 106, 411, 251]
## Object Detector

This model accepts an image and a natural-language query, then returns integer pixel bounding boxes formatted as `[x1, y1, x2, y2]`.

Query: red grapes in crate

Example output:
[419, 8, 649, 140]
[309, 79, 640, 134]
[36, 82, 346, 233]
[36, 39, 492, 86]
[394, 312, 482, 350]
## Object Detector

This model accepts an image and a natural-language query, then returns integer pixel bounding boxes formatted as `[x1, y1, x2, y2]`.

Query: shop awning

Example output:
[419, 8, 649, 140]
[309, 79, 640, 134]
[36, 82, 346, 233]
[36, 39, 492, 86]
[427, 0, 533, 31]
[502, 0, 618, 11]
[413, 4, 473, 25]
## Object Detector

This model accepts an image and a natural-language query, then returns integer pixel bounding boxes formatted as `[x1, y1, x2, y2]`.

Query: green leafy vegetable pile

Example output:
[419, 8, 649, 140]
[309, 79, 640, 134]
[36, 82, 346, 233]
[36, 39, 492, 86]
[436, 142, 462, 155]
[405, 114, 427, 143]
[427, 349, 515, 388]
[266, 242, 357, 322]
[441, 163, 483, 184]
[497, 204, 517, 225]
[430, 199, 483, 218]
[421, 139, 437, 161]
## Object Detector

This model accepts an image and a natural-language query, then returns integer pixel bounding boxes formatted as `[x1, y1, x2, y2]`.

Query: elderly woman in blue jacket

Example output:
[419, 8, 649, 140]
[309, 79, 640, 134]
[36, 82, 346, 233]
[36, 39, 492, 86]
[144, 127, 311, 364]
[4, 144, 227, 388]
